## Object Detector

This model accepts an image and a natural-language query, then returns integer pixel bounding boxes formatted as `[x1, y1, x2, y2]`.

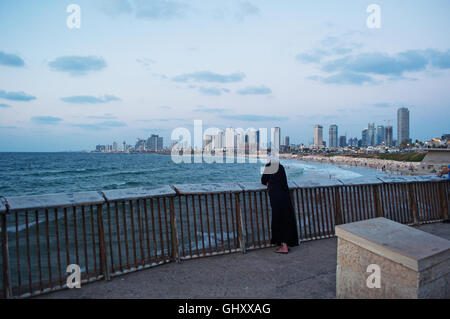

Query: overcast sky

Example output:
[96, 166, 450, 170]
[0, 0, 449, 151]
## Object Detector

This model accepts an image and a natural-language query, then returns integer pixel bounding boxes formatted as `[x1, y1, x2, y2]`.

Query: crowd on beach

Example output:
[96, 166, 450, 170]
[280, 154, 438, 176]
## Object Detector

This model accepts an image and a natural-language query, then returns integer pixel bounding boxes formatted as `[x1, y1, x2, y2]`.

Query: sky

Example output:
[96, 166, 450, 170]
[0, 0, 449, 151]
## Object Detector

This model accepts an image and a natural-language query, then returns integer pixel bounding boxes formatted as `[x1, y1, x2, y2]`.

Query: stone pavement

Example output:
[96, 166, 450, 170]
[37, 222, 450, 299]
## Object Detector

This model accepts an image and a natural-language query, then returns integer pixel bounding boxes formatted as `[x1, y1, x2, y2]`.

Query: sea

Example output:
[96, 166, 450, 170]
[0, 152, 387, 197]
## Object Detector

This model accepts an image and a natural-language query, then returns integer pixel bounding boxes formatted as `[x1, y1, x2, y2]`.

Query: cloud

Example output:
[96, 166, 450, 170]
[134, 0, 189, 20]
[86, 113, 117, 120]
[0, 103, 11, 108]
[136, 57, 156, 68]
[98, 0, 133, 15]
[31, 116, 63, 125]
[235, 1, 260, 21]
[194, 106, 226, 113]
[373, 102, 391, 108]
[236, 86, 272, 95]
[159, 105, 171, 110]
[48, 56, 107, 76]
[0, 51, 25, 67]
[61, 95, 121, 104]
[301, 48, 450, 85]
[219, 114, 288, 122]
[172, 71, 246, 83]
[322, 51, 428, 76]
[72, 121, 127, 130]
[198, 87, 223, 96]
[308, 72, 377, 85]
[0, 90, 36, 101]
[424, 49, 450, 69]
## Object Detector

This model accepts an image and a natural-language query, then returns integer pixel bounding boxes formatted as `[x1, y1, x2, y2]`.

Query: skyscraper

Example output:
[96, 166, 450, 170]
[397, 107, 410, 145]
[368, 123, 375, 146]
[328, 125, 338, 148]
[282, 136, 290, 147]
[376, 125, 385, 145]
[362, 128, 369, 147]
[272, 127, 281, 152]
[314, 125, 323, 148]
[385, 126, 393, 147]
[339, 135, 347, 148]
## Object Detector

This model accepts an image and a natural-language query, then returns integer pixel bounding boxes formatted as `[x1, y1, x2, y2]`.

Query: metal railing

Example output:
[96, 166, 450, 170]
[1, 176, 448, 298]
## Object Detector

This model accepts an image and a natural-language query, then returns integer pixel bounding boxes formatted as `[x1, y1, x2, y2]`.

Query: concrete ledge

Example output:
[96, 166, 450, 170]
[238, 182, 267, 192]
[172, 183, 243, 195]
[102, 185, 176, 201]
[0, 197, 6, 213]
[338, 177, 383, 186]
[336, 218, 450, 299]
[5, 191, 105, 212]
[336, 218, 450, 271]
[294, 179, 343, 188]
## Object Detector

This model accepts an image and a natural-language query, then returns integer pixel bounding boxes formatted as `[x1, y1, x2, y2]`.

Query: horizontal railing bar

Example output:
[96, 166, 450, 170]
[4, 192, 105, 213]
[0, 178, 447, 213]
[172, 183, 243, 195]
[102, 186, 177, 202]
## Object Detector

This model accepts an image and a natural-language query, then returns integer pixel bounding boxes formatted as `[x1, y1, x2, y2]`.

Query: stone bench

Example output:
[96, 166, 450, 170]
[336, 218, 450, 299]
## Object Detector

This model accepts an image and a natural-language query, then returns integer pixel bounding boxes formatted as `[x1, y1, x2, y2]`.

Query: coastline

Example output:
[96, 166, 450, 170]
[279, 153, 439, 176]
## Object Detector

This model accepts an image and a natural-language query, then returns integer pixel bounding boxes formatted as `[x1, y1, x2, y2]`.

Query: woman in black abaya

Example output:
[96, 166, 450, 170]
[261, 157, 299, 253]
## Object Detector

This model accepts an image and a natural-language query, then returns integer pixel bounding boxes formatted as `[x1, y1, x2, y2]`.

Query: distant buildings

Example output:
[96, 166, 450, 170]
[147, 134, 163, 152]
[361, 128, 369, 147]
[385, 126, 393, 147]
[273, 127, 281, 153]
[376, 125, 385, 145]
[95, 134, 164, 153]
[328, 125, 338, 148]
[397, 107, 410, 145]
[314, 125, 323, 148]
[339, 135, 347, 148]
[368, 123, 375, 146]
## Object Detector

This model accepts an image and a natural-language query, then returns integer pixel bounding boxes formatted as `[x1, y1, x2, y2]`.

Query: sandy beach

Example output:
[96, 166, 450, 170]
[279, 153, 441, 176]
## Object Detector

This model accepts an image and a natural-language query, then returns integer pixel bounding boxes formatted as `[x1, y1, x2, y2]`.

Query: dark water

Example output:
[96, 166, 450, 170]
[0, 152, 384, 197]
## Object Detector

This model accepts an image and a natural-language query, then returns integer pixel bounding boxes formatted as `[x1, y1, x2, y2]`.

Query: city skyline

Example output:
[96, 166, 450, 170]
[1, 1, 450, 151]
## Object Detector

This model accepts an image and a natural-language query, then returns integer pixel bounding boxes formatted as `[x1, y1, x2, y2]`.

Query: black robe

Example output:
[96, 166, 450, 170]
[261, 162, 299, 247]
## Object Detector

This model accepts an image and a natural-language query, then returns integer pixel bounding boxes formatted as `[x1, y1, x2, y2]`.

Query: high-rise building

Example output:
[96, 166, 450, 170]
[368, 123, 376, 146]
[314, 125, 323, 148]
[397, 107, 410, 145]
[385, 126, 393, 147]
[376, 125, 385, 145]
[112, 141, 118, 152]
[339, 135, 347, 148]
[362, 128, 369, 147]
[328, 125, 338, 148]
[272, 127, 281, 152]
[282, 136, 290, 147]
[147, 134, 163, 151]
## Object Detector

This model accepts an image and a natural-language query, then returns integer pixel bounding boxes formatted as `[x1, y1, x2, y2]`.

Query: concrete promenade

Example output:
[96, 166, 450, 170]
[37, 223, 450, 299]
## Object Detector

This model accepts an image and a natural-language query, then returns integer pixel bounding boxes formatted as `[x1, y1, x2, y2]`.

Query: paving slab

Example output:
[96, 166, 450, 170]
[36, 222, 450, 299]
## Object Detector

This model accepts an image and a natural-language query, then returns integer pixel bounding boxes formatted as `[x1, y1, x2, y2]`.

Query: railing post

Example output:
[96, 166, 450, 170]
[235, 193, 246, 254]
[408, 183, 420, 225]
[169, 197, 181, 263]
[334, 187, 344, 226]
[373, 184, 384, 218]
[439, 181, 449, 221]
[1, 208, 12, 299]
[96, 204, 110, 281]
